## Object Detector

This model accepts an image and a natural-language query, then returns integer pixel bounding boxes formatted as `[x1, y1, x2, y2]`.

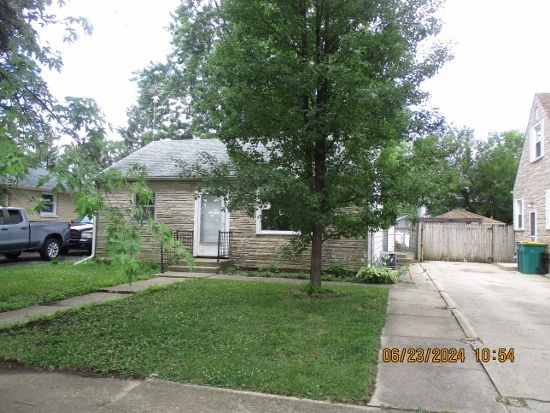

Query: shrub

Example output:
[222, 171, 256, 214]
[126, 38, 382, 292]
[258, 262, 281, 276]
[323, 260, 351, 279]
[267, 263, 281, 273]
[141, 259, 160, 273]
[355, 266, 397, 284]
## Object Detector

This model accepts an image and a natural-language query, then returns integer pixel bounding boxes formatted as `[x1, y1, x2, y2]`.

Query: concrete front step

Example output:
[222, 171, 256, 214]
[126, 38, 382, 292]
[177, 258, 226, 268]
[169, 259, 234, 274]
[395, 252, 413, 257]
[170, 265, 221, 274]
[395, 252, 415, 265]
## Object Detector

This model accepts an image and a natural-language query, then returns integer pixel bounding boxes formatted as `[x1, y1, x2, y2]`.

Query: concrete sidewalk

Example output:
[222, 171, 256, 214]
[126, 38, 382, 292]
[0, 266, 527, 412]
[370, 264, 510, 413]
[0, 276, 189, 327]
[0, 361, 391, 413]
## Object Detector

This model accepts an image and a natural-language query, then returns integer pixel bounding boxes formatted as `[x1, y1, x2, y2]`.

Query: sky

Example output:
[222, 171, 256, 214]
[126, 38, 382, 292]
[41, 0, 550, 142]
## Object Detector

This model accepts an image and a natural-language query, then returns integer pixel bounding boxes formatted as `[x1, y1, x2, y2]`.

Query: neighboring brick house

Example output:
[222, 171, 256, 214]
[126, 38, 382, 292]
[97, 139, 391, 271]
[2, 167, 75, 222]
[513, 93, 550, 243]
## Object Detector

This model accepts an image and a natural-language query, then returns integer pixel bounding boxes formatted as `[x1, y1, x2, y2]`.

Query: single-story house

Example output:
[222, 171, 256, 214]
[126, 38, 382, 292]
[96, 139, 393, 271]
[2, 167, 75, 222]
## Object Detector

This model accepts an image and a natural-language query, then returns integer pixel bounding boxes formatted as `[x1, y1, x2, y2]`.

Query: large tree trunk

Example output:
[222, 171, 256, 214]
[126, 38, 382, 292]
[310, 221, 323, 287]
[310, 134, 326, 287]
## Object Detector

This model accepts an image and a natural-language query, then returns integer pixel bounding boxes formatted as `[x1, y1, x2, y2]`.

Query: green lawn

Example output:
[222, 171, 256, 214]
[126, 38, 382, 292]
[0, 261, 154, 312]
[0, 279, 389, 404]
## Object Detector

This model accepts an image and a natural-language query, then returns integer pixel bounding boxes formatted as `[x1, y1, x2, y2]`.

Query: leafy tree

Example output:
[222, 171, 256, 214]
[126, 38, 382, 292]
[470, 130, 523, 223]
[408, 128, 523, 224]
[408, 127, 475, 214]
[173, 0, 451, 286]
[118, 62, 193, 156]
[0, 0, 91, 181]
[0, 1, 189, 280]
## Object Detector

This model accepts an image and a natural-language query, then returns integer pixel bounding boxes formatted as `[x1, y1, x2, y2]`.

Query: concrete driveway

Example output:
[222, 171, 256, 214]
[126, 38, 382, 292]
[0, 250, 89, 266]
[371, 261, 550, 413]
[423, 261, 550, 407]
[422, 262, 550, 412]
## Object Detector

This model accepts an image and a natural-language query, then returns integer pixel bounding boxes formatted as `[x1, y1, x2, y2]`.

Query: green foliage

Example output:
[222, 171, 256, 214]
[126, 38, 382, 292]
[0, 261, 154, 312]
[1, 1, 191, 284]
[0, 280, 389, 403]
[396, 264, 410, 279]
[139, 259, 161, 273]
[407, 128, 523, 224]
[0, 0, 92, 182]
[168, 0, 451, 287]
[295, 271, 309, 279]
[118, 62, 193, 155]
[356, 266, 397, 284]
[470, 130, 523, 224]
[259, 262, 280, 274]
[150, 220, 195, 269]
[324, 261, 352, 279]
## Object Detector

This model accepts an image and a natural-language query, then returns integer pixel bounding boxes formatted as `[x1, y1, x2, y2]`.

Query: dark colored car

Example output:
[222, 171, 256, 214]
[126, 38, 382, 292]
[67, 216, 94, 253]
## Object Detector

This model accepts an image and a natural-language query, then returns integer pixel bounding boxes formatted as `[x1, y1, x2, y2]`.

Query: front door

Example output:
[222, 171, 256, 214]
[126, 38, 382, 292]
[194, 194, 227, 256]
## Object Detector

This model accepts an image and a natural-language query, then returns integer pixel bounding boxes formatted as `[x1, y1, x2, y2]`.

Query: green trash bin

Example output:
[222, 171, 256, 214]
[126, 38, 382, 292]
[517, 242, 547, 274]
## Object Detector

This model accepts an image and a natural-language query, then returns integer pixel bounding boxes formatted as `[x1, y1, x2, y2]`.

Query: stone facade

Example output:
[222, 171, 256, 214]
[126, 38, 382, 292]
[4, 187, 75, 222]
[95, 179, 368, 271]
[513, 93, 550, 244]
[229, 210, 367, 271]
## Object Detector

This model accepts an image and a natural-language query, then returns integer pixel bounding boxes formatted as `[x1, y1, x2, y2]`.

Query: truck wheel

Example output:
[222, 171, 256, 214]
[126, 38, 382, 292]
[3, 252, 22, 259]
[40, 238, 60, 261]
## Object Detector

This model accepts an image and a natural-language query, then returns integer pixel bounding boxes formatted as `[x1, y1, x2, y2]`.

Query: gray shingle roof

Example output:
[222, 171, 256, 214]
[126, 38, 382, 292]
[109, 139, 230, 178]
[17, 167, 58, 190]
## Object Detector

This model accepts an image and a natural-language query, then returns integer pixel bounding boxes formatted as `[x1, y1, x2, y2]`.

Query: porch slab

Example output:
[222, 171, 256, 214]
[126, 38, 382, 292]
[495, 262, 518, 271]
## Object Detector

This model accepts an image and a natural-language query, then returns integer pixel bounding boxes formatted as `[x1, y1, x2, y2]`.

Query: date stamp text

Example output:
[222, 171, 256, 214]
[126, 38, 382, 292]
[381, 348, 515, 363]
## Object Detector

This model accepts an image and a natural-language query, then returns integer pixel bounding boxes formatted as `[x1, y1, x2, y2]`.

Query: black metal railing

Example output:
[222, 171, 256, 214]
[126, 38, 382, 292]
[217, 231, 232, 262]
[161, 229, 194, 273]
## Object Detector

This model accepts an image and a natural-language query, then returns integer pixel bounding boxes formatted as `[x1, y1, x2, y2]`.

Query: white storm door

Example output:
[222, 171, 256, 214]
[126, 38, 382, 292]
[194, 194, 227, 256]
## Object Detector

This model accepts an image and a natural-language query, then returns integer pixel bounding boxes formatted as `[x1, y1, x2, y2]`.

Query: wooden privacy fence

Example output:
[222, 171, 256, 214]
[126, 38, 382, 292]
[418, 223, 515, 263]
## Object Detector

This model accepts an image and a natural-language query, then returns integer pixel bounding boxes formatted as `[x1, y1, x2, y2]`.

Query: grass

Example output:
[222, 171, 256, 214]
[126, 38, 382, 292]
[0, 261, 154, 312]
[0, 279, 389, 404]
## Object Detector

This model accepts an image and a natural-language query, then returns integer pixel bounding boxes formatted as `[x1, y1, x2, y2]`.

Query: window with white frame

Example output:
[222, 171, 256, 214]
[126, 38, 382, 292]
[530, 210, 537, 241]
[41, 193, 57, 217]
[531, 121, 544, 161]
[514, 198, 524, 230]
[256, 200, 293, 234]
[133, 193, 156, 219]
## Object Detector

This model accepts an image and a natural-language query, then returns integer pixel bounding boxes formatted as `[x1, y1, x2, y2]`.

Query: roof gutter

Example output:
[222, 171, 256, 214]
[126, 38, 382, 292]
[74, 217, 97, 265]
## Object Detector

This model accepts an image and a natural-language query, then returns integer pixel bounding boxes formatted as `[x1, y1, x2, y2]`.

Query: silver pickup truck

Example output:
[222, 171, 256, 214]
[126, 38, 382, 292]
[0, 207, 71, 261]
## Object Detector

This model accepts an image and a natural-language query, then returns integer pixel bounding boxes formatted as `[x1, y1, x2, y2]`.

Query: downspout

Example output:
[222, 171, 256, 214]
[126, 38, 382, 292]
[74, 217, 97, 265]
[366, 230, 372, 267]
